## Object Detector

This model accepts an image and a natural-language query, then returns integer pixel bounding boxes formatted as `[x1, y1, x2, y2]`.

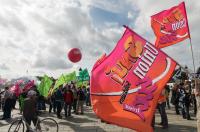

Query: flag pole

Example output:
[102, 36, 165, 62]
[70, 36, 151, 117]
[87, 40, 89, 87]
[189, 38, 196, 73]
[183, 2, 196, 73]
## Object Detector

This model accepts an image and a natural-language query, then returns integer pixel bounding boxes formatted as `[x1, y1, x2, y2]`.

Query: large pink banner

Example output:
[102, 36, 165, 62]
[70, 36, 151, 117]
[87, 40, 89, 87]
[90, 26, 177, 132]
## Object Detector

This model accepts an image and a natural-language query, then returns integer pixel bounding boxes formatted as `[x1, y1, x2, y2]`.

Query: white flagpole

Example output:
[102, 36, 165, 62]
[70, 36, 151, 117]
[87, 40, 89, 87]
[189, 38, 196, 73]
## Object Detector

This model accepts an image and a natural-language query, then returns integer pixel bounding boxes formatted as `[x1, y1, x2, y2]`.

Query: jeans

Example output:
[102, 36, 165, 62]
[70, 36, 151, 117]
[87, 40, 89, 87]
[64, 103, 72, 116]
[49, 101, 56, 113]
[158, 102, 168, 127]
[3, 99, 12, 119]
[76, 100, 84, 114]
[73, 99, 77, 112]
[56, 101, 63, 117]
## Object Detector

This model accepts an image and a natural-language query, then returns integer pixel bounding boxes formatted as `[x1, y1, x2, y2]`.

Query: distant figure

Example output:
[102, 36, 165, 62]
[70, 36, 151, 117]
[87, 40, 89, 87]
[195, 76, 200, 131]
[157, 88, 168, 129]
[171, 83, 180, 115]
[23, 90, 40, 132]
[1, 87, 13, 120]
[48, 82, 56, 114]
[64, 85, 74, 117]
[191, 79, 197, 115]
[48, 93, 56, 114]
[184, 80, 192, 120]
[165, 85, 171, 109]
[76, 87, 86, 114]
[55, 85, 64, 118]
[71, 83, 78, 113]
[85, 87, 91, 106]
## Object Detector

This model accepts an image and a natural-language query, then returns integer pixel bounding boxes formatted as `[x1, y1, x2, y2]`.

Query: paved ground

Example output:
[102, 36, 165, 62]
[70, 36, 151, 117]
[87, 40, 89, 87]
[0, 105, 197, 132]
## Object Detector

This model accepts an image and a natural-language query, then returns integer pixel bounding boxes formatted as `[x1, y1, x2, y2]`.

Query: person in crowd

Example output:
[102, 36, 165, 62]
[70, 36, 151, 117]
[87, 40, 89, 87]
[55, 85, 64, 118]
[179, 82, 187, 119]
[23, 90, 40, 132]
[71, 83, 78, 113]
[64, 85, 74, 117]
[76, 86, 86, 115]
[184, 80, 192, 120]
[171, 83, 180, 115]
[191, 79, 197, 115]
[48, 82, 56, 114]
[37, 95, 46, 111]
[48, 92, 56, 114]
[1, 86, 13, 120]
[165, 85, 171, 109]
[85, 87, 91, 106]
[11, 92, 17, 109]
[157, 88, 168, 129]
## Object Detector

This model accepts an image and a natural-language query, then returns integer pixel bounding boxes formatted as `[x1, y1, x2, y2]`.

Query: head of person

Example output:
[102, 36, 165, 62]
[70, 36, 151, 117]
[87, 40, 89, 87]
[5, 86, 9, 90]
[27, 90, 37, 99]
[30, 85, 37, 91]
[82, 85, 86, 89]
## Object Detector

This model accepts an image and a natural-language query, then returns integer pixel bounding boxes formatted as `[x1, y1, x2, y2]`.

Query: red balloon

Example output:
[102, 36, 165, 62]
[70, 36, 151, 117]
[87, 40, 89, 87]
[68, 48, 82, 63]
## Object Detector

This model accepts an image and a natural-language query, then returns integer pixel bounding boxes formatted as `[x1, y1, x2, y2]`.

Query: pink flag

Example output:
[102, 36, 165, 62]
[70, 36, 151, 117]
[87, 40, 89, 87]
[9, 83, 22, 97]
[90, 26, 177, 132]
[23, 80, 35, 92]
[151, 2, 190, 48]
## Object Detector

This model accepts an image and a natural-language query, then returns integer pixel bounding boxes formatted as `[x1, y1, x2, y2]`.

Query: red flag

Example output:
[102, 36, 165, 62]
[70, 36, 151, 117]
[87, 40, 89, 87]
[90, 26, 177, 132]
[151, 2, 190, 48]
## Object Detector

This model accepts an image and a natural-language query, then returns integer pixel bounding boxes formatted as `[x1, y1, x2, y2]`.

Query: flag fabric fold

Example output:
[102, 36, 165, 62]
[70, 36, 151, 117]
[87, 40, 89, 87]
[151, 2, 190, 48]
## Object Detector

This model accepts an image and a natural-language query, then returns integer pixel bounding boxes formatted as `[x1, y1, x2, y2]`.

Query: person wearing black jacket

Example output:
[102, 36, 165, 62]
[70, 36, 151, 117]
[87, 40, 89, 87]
[184, 80, 192, 120]
[55, 85, 64, 118]
[171, 83, 180, 115]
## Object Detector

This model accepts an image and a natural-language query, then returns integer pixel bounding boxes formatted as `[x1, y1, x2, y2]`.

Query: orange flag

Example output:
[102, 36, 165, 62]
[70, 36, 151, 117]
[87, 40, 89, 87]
[90, 26, 177, 132]
[151, 2, 190, 48]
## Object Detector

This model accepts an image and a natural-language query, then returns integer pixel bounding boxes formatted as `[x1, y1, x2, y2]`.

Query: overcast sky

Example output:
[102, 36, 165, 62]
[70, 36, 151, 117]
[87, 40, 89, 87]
[0, 0, 199, 79]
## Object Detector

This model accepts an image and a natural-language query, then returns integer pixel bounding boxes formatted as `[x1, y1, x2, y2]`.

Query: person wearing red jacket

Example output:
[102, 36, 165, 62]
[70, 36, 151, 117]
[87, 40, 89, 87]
[64, 86, 74, 117]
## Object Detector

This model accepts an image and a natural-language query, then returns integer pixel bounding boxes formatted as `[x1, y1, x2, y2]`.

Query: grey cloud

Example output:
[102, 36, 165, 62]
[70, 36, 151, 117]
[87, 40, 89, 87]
[6, 40, 20, 49]
[46, 58, 72, 70]
[30, 7, 112, 58]
[33, 52, 72, 70]
[0, 13, 27, 33]
[0, 63, 9, 70]
[30, 12, 71, 39]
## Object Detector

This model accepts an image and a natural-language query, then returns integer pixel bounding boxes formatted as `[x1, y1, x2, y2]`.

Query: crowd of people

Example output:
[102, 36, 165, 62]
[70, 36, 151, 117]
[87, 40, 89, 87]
[0, 81, 91, 121]
[153, 67, 200, 130]
[1, 67, 200, 131]
[170, 80, 196, 120]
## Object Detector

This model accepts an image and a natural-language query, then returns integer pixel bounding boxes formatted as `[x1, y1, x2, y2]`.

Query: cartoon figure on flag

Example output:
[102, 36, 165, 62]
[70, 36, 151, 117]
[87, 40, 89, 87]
[90, 26, 177, 132]
[151, 2, 190, 48]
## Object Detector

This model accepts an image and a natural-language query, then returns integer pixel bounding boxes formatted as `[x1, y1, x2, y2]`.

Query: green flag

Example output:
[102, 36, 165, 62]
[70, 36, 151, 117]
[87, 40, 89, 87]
[37, 75, 53, 97]
[78, 68, 90, 81]
[63, 71, 76, 83]
[54, 71, 76, 90]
